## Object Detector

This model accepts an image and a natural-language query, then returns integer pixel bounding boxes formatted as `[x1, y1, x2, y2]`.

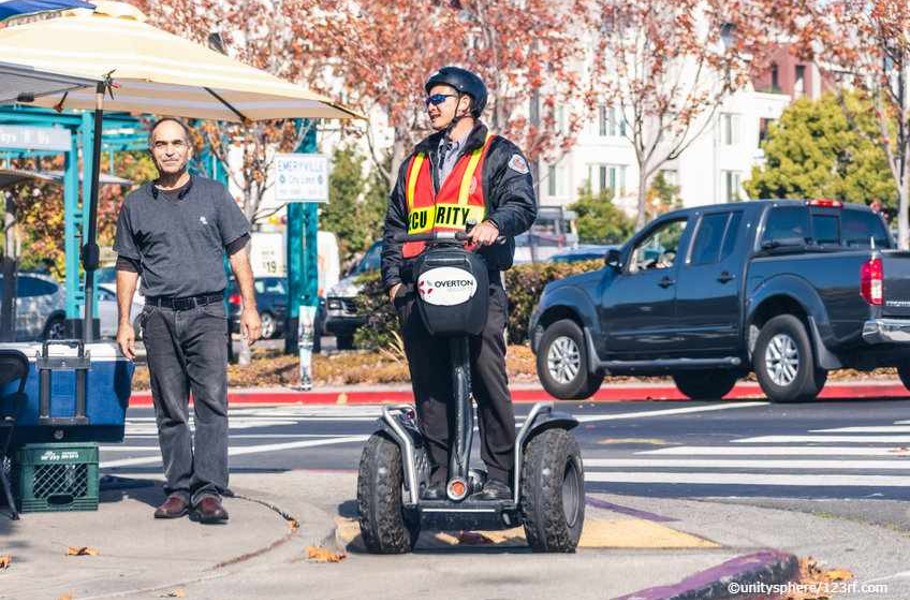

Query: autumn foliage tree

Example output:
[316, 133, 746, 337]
[785, 1, 910, 247]
[583, 0, 783, 228]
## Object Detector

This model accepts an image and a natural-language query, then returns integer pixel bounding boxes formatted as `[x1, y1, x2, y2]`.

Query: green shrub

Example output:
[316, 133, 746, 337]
[352, 259, 605, 350]
[504, 260, 603, 345]
[352, 271, 401, 350]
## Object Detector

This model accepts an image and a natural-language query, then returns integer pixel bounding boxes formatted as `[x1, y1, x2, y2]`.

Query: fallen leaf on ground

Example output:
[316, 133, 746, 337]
[456, 531, 495, 545]
[0, 555, 11, 569]
[822, 568, 854, 581]
[305, 546, 346, 563]
[287, 518, 299, 531]
[159, 588, 186, 598]
[66, 546, 100, 557]
[58, 594, 73, 600]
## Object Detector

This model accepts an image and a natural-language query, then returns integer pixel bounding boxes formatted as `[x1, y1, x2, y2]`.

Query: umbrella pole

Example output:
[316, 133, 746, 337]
[81, 81, 105, 344]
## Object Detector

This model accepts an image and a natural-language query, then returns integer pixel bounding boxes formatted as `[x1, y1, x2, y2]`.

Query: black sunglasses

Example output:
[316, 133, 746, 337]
[425, 93, 457, 107]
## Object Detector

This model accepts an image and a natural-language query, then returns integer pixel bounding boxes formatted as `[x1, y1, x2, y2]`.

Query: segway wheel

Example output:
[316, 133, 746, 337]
[357, 433, 420, 554]
[520, 428, 585, 553]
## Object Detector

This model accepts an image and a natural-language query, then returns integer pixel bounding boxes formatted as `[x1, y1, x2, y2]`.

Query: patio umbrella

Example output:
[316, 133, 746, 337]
[0, 0, 361, 342]
[0, 60, 98, 104]
[0, 0, 94, 21]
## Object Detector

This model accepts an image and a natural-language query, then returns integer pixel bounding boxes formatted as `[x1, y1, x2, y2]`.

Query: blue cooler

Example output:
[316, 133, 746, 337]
[0, 340, 133, 445]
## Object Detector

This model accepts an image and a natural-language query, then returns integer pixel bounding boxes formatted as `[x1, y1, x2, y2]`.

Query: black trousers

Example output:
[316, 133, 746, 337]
[397, 283, 516, 484]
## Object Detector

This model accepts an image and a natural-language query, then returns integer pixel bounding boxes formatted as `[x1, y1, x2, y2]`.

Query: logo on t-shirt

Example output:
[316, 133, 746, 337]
[199, 216, 208, 226]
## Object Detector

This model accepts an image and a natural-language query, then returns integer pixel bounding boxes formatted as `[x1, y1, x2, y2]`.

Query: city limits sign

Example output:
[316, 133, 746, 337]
[274, 153, 329, 203]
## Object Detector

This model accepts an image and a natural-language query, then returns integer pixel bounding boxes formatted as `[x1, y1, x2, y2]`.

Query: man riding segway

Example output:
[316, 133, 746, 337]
[357, 66, 585, 554]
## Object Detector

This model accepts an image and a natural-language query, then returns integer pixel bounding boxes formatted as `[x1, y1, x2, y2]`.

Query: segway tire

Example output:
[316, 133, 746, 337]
[520, 428, 585, 553]
[357, 433, 420, 554]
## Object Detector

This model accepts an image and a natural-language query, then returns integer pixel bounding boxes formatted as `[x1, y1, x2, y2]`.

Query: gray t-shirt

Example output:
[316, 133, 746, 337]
[113, 175, 250, 298]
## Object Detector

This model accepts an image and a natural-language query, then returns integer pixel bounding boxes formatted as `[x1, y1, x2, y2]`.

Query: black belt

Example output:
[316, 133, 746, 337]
[146, 292, 224, 311]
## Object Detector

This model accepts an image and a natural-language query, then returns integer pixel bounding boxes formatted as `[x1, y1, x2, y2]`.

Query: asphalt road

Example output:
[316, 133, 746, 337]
[101, 396, 910, 531]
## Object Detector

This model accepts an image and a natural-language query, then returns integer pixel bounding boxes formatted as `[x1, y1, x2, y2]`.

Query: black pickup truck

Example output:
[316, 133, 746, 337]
[529, 199, 910, 403]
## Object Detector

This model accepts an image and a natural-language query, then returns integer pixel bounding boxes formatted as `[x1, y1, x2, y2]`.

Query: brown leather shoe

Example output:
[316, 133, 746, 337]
[154, 495, 189, 519]
[191, 496, 229, 524]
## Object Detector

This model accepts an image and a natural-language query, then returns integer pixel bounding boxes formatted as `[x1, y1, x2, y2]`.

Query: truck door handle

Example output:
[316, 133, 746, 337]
[717, 271, 735, 284]
[658, 276, 675, 288]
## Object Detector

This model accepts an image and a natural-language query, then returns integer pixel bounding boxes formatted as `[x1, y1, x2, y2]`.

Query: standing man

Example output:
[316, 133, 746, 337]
[382, 66, 537, 500]
[114, 117, 261, 524]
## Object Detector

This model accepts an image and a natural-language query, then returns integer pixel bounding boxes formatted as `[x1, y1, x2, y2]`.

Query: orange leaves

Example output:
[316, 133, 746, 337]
[65, 546, 100, 557]
[305, 546, 347, 563]
[0, 554, 11, 569]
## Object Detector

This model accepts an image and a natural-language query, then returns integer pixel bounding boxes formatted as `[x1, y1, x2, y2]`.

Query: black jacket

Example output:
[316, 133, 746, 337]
[381, 122, 538, 289]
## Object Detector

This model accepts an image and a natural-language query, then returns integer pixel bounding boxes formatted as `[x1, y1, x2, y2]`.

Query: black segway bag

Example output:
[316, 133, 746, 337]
[414, 246, 489, 336]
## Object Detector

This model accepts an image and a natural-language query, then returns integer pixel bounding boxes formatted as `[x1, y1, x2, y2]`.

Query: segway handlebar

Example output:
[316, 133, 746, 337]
[392, 230, 506, 245]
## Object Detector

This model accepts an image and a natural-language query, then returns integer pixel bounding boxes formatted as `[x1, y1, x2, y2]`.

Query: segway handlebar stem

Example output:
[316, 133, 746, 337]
[392, 230, 506, 245]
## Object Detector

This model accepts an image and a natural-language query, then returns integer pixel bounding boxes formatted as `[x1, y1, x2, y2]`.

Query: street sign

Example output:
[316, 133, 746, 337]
[274, 153, 329, 203]
[0, 125, 70, 151]
[250, 232, 285, 276]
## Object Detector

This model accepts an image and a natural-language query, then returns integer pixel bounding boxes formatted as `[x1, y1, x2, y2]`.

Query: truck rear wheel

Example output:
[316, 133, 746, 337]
[672, 370, 738, 400]
[537, 319, 603, 399]
[753, 315, 826, 403]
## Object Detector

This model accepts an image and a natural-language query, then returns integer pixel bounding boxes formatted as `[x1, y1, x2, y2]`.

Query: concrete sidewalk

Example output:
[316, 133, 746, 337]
[4, 469, 905, 600]
[129, 378, 910, 406]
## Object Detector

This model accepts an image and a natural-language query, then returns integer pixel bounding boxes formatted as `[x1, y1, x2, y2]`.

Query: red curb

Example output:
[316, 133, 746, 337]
[126, 382, 910, 407]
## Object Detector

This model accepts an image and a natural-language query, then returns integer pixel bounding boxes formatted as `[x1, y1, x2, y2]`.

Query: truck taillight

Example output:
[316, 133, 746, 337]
[809, 198, 843, 208]
[860, 257, 883, 305]
[228, 293, 242, 306]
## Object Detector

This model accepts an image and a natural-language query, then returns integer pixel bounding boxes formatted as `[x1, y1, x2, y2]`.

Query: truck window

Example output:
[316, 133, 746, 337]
[690, 213, 728, 265]
[719, 212, 743, 260]
[629, 218, 688, 273]
[842, 210, 891, 249]
[762, 206, 809, 244]
[811, 214, 840, 246]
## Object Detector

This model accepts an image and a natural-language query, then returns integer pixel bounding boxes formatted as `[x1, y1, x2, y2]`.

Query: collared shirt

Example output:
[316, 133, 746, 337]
[436, 133, 466, 185]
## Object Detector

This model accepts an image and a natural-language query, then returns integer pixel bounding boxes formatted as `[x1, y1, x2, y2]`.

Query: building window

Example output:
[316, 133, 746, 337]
[720, 113, 740, 145]
[794, 64, 806, 97]
[758, 118, 775, 146]
[588, 163, 627, 196]
[546, 162, 568, 198]
[598, 105, 625, 137]
[722, 170, 742, 201]
[770, 63, 779, 92]
[660, 169, 678, 186]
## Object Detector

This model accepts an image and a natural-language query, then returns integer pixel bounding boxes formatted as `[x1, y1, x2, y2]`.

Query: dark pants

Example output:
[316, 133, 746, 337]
[141, 301, 229, 504]
[397, 283, 516, 484]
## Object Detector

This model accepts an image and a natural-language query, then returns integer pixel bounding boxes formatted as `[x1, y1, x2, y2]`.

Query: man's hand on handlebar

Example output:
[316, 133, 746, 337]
[467, 220, 500, 246]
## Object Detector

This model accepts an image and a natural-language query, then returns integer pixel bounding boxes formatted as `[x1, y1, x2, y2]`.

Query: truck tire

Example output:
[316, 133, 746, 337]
[672, 370, 738, 400]
[521, 428, 585, 553]
[357, 433, 420, 554]
[753, 315, 826, 403]
[537, 319, 604, 399]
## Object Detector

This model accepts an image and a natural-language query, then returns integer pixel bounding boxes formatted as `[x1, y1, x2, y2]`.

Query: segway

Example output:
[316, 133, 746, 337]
[356, 228, 585, 553]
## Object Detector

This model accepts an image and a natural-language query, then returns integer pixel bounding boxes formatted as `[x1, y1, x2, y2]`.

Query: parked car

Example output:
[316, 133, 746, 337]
[227, 276, 289, 339]
[97, 283, 144, 339]
[0, 272, 66, 340]
[324, 241, 381, 350]
[530, 199, 908, 403]
[550, 245, 619, 263]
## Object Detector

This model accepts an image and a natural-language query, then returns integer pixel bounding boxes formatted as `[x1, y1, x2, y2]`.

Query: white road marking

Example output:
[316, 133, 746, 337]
[584, 458, 910, 470]
[101, 435, 368, 469]
[809, 426, 910, 433]
[584, 472, 910, 487]
[642, 446, 910, 457]
[576, 402, 768, 424]
[734, 435, 910, 444]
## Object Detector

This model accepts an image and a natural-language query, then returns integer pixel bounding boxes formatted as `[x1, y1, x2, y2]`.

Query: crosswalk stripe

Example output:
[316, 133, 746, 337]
[733, 435, 910, 444]
[584, 472, 910, 487]
[809, 426, 910, 433]
[101, 435, 368, 468]
[576, 402, 768, 424]
[584, 458, 910, 470]
[642, 446, 909, 457]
